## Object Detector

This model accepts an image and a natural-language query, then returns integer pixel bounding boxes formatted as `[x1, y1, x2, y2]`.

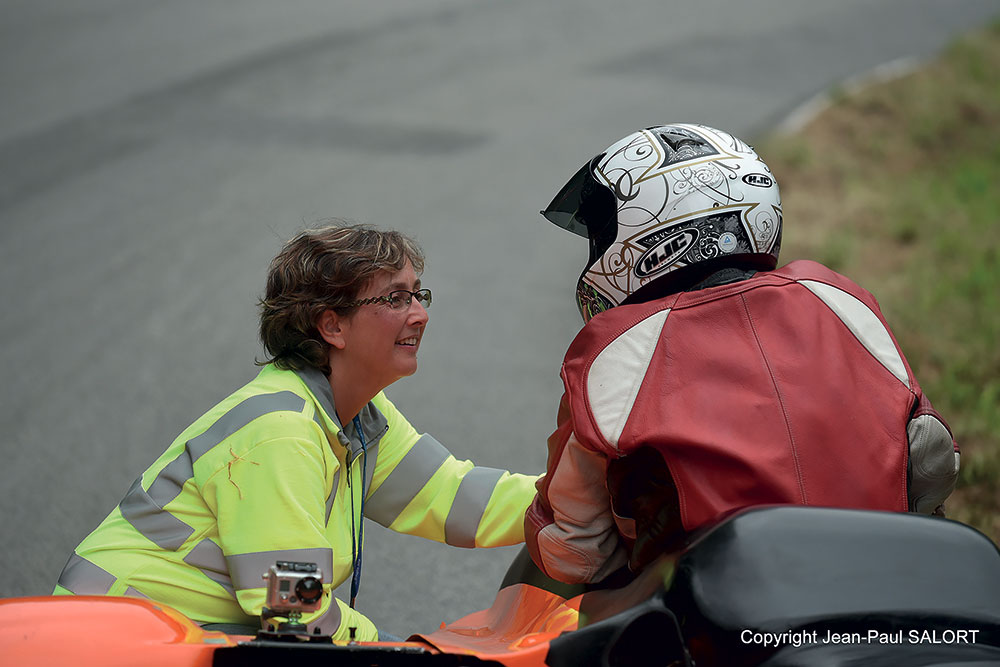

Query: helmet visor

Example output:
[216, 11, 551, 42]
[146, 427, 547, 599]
[540, 160, 591, 237]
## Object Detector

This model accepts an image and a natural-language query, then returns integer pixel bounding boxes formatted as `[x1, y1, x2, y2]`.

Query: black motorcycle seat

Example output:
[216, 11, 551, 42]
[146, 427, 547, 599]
[667, 506, 1000, 634]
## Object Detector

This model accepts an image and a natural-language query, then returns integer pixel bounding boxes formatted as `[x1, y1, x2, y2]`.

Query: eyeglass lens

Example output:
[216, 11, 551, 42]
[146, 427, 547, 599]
[388, 289, 431, 309]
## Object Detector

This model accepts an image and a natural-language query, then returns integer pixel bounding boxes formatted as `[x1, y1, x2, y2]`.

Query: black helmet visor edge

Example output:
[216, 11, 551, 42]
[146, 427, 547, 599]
[540, 154, 616, 243]
[540, 160, 592, 238]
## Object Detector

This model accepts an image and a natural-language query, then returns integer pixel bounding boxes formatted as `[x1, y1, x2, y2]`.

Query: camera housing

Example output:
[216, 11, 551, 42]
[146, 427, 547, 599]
[263, 561, 324, 615]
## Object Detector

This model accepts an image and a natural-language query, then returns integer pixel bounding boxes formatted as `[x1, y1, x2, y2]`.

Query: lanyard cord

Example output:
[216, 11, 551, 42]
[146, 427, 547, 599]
[349, 416, 368, 609]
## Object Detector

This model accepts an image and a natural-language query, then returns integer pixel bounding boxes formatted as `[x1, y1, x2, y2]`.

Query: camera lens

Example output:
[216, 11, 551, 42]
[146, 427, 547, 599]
[295, 576, 323, 603]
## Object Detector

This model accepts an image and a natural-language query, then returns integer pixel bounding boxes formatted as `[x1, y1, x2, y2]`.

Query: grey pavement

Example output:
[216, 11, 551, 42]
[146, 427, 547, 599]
[1, 0, 996, 636]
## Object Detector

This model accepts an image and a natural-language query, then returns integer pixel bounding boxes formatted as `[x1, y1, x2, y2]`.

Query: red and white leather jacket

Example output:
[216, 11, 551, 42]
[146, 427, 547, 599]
[525, 260, 959, 584]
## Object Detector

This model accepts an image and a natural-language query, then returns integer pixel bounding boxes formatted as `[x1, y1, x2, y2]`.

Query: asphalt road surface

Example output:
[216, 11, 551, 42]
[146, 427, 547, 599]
[2, 0, 997, 636]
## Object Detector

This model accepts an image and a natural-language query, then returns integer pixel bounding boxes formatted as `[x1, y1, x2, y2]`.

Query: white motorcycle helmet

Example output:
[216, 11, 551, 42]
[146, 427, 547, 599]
[542, 124, 782, 323]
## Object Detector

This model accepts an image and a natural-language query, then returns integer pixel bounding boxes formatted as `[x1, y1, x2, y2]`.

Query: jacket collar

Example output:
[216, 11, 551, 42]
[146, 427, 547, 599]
[294, 366, 389, 456]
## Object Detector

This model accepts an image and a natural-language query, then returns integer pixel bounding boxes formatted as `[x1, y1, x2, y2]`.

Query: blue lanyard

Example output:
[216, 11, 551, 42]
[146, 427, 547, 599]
[349, 416, 368, 609]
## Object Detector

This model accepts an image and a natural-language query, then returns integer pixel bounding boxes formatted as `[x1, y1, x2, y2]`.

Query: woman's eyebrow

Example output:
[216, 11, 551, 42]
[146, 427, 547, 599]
[387, 278, 421, 291]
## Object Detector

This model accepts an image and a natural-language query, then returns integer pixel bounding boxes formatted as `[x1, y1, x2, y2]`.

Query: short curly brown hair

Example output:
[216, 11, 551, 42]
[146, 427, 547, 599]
[258, 223, 425, 373]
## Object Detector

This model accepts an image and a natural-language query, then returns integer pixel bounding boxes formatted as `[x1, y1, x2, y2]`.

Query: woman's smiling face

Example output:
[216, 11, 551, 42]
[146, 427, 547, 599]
[338, 260, 428, 389]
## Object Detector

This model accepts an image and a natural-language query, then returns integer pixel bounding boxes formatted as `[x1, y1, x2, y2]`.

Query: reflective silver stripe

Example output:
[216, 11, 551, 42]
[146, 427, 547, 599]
[57, 553, 116, 595]
[299, 367, 386, 518]
[798, 280, 909, 387]
[325, 467, 340, 523]
[184, 538, 236, 598]
[364, 434, 451, 527]
[186, 391, 307, 461]
[227, 547, 334, 592]
[308, 597, 343, 635]
[444, 467, 505, 548]
[361, 439, 380, 500]
[120, 391, 306, 550]
[316, 412, 340, 525]
[119, 476, 195, 550]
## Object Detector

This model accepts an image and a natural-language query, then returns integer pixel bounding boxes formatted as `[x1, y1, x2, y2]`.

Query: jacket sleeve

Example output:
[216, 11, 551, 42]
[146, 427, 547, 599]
[525, 393, 627, 584]
[201, 435, 378, 641]
[362, 394, 539, 548]
[907, 393, 960, 514]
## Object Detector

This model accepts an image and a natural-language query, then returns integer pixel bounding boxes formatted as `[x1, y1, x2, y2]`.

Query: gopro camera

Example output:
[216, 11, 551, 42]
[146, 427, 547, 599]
[263, 561, 324, 614]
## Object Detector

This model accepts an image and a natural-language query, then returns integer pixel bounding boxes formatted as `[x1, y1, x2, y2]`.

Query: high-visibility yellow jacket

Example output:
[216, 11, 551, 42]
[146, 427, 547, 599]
[54, 365, 538, 640]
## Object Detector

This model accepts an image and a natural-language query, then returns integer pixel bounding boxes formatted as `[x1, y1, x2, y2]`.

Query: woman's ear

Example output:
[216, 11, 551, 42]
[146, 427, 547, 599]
[317, 309, 348, 350]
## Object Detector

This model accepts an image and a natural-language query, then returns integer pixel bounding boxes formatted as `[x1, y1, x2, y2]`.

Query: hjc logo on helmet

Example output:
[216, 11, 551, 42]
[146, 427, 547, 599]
[635, 229, 699, 278]
[742, 173, 774, 188]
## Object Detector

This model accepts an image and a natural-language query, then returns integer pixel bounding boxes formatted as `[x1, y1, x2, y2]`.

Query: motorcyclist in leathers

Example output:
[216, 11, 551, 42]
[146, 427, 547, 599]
[524, 124, 960, 584]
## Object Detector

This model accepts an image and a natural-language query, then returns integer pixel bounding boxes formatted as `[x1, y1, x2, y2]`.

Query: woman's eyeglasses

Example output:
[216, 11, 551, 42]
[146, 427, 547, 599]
[344, 288, 432, 311]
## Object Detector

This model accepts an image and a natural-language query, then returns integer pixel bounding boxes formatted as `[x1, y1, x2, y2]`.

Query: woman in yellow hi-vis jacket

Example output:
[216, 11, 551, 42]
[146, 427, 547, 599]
[53, 225, 539, 641]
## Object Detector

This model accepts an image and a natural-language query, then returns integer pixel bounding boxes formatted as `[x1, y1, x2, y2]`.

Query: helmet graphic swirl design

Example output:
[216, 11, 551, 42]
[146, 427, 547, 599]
[542, 124, 782, 323]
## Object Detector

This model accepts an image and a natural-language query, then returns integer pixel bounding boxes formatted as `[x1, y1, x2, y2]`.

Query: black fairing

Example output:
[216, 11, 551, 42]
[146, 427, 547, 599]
[664, 506, 1000, 666]
[547, 596, 691, 667]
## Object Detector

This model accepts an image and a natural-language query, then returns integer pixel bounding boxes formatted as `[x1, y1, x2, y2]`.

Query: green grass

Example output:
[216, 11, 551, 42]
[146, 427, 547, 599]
[759, 19, 1000, 541]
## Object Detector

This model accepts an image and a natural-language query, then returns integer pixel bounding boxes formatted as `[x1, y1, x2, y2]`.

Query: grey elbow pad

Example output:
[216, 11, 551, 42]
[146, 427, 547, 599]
[907, 414, 960, 514]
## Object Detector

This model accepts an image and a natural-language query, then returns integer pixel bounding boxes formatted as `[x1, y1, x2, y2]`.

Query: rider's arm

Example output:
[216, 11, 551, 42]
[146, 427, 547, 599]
[907, 393, 960, 514]
[363, 393, 539, 548]
[525, 394, 627, 584]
